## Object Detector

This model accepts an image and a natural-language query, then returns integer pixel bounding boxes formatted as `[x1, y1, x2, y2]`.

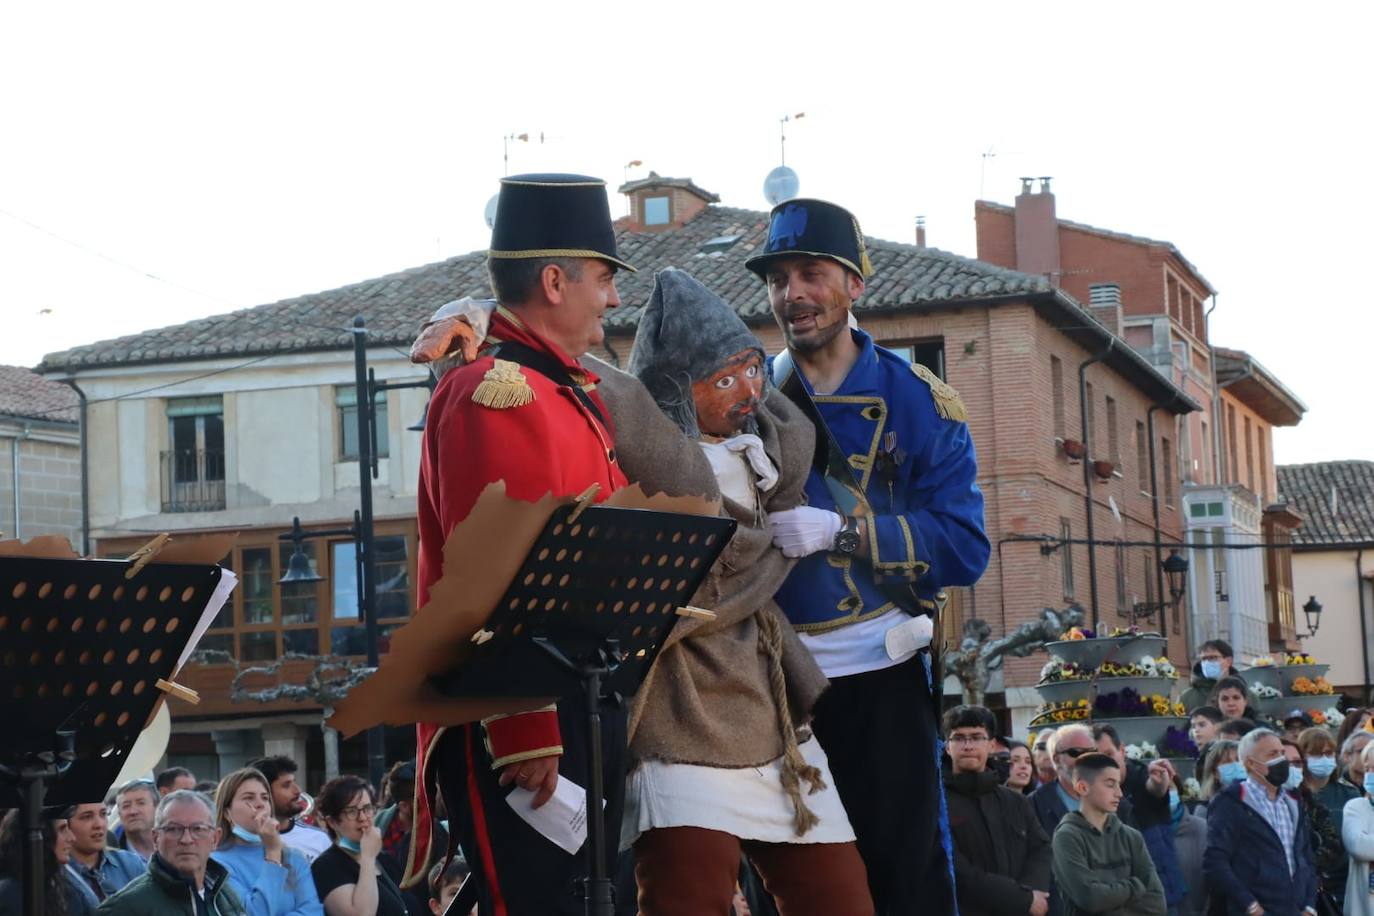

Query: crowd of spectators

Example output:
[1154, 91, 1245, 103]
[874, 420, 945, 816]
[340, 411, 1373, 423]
[2, 636, 1368, 915]
[0, 758, 470, 916]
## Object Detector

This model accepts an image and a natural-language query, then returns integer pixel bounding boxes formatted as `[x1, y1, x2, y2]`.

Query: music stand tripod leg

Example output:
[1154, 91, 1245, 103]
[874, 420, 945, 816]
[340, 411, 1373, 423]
[532, 637, 618, 916]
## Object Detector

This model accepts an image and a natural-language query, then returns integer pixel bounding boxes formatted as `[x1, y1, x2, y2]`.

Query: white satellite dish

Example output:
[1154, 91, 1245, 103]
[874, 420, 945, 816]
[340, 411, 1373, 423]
[483, 193, 500, 229]
[763, 166, 800, 206]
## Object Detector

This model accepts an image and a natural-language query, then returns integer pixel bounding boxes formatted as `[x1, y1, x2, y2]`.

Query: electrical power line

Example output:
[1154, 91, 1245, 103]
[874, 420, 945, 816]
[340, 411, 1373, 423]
[0, 206, 243, 309]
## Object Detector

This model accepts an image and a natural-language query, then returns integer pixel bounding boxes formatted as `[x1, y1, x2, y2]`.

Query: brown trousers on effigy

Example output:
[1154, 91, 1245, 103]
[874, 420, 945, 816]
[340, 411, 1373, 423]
[634, 825, 875, 916]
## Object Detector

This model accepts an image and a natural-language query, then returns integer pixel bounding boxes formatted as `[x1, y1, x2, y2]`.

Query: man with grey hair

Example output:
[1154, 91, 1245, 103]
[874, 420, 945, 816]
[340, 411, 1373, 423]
[1204, 727, 1317, 916]
[99, 790, 245, 915]
[113, 778, 159, 862]
[1031, 724, 1137, 839]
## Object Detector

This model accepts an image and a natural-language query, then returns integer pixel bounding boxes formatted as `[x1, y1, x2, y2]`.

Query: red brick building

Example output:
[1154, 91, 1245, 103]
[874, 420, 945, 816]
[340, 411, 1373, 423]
[976, 180, 1305, 666]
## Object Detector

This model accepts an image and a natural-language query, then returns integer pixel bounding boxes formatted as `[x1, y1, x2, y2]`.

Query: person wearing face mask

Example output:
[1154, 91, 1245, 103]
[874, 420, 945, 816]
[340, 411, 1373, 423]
[1279, 738, 1343, 915]
[1165, 778, 1208, 916]
[1203, 728, 1318, 916]
[310, 776, 406, 916]
[1179, 640, 1241, 713]
[211, 768, 323, 916]
[1196, 740, 1243, 814]
[1297, 728, 1348, 911]
[1341, 742, 1374, 916]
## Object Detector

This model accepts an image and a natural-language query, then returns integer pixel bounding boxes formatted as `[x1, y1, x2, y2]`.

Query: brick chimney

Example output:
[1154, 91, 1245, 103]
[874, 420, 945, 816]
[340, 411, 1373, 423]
[1088, 283, 1123, 337]
[616, 172, 720, 232]
[915, 216, 927, 248]
[1014, 176, 1060, 281]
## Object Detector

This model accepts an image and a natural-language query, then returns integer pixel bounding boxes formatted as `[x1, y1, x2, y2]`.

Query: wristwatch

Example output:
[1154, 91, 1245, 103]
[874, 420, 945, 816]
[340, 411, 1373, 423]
[832, 515, 861, 555]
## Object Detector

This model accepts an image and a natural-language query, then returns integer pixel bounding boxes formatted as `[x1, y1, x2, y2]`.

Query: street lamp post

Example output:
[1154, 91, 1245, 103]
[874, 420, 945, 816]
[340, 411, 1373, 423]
[1298, 595, 1323, 640]
[1132, 549, 1190, 635]
[277, 318, 433, 791]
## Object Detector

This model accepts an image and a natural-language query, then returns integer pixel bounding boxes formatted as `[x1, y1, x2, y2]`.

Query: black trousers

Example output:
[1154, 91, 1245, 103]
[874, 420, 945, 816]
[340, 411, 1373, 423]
[811, 653, 957, 916]
[436, 691, 627, 916]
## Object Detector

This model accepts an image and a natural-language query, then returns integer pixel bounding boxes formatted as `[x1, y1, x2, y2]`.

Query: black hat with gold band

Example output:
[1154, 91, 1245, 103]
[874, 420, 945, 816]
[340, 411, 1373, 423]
[744, 198, 873, 280]
[488, 173, 636, 272]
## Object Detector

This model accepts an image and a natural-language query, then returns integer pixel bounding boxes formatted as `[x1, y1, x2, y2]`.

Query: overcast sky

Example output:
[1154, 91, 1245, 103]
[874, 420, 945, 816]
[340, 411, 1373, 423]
[2, 1, 1368, 465]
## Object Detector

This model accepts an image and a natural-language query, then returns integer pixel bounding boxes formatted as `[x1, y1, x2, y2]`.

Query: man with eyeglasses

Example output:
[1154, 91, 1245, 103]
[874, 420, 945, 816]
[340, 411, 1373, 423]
[114, 778, 159, 862]
[941, 705, 1051, 916]
[98, 789, 246, 915]
[1030, 725, 1137, 840]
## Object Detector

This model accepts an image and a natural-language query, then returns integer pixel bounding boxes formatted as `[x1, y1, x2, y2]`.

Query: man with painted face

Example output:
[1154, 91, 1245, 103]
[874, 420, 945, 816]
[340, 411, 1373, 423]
[623, 268, 873, 915]
[746, 198, 990, 914]
[1203, 728, 1318, 916]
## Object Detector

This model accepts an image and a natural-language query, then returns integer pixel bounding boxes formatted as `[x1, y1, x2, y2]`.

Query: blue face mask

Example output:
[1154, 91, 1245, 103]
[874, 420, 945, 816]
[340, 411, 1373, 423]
[1363, 773, 1374, 797]
[1307, 756, 1337, 779]
[1284, 765, 1304, 791]
[337, 835, 362, 854]
[1168, 788, 1180, 812]
[230, 824, 261, 845]
[1219, 761, 1247, 787]
[1200, 659, 1223, 680]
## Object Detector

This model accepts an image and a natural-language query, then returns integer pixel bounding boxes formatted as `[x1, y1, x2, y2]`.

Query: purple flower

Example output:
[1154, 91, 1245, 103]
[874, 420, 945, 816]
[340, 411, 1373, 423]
[1162, 726, 1198, 757]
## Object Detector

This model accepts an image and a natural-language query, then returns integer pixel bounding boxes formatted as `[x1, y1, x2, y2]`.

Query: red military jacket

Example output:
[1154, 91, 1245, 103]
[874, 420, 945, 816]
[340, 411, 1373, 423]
[407, 307, 626, 886]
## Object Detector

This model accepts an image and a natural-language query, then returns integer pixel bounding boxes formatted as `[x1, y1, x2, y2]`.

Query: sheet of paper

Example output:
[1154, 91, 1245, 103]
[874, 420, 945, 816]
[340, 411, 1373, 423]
[504, 774, 604, 855]
[174, 568, 238, 675]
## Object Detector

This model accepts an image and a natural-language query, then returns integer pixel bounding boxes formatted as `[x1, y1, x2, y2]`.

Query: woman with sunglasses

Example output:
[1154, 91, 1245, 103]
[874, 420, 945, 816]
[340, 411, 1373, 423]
[310, 776, 407, 916]
[212, 768, 323, 916]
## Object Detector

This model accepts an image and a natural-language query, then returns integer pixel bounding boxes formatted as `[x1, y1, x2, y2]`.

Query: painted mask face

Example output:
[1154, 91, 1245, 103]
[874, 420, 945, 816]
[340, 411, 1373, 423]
[692, 349, 764, 436]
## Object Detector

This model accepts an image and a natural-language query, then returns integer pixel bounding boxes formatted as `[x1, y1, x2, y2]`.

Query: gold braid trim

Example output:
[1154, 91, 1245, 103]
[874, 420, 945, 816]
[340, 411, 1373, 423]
[472, 359, 535, 410]
[911, 363, 968, 423]
[758, 611, 826, 837]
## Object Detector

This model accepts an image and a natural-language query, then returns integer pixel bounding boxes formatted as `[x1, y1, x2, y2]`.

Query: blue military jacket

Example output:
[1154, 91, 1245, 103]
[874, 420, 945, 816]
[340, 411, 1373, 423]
[772, 329, 989, 633]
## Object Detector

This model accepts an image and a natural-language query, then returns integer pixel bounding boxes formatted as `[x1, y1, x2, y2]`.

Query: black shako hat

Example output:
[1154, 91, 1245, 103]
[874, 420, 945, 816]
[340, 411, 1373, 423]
[744, 197, 873, 280]
[488, 173, 636, 272]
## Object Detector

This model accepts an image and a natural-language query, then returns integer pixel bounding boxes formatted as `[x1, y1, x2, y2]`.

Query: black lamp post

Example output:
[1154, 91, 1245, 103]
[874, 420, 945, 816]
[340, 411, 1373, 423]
[1299, 595, 1323, 639]
[275, 317, 434, 791]
[1132, 549, 1189, 627]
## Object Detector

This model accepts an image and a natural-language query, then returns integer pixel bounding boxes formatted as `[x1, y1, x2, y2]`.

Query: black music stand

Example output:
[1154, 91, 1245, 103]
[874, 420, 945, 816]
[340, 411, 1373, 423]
[436, 503, 735, 916]
[0, 555, 224, 916]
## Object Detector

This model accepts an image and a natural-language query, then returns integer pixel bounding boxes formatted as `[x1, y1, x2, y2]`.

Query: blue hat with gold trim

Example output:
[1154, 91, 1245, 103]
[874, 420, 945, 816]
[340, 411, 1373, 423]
[744, 198, 873, 280]
[488, 173, 636, 272]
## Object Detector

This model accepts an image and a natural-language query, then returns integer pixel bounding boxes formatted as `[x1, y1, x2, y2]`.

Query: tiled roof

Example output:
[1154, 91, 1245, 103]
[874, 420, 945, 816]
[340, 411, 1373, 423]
[0, 365, 79, 424]
[1213, 346, 1306, 427]
[38, 204, 1054, 373]
[1276, 461, 1374, 546]
[977, 200, 1216, 295]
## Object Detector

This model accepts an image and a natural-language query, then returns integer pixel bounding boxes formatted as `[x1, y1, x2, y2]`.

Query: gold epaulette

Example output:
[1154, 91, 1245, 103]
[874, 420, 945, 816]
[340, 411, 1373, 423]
[911, 363, 968, 423]
[472, 359, 535, 410]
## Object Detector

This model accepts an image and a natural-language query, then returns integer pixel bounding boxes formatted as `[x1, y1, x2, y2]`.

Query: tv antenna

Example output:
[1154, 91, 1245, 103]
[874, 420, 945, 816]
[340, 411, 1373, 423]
[779, 112, 805, 166]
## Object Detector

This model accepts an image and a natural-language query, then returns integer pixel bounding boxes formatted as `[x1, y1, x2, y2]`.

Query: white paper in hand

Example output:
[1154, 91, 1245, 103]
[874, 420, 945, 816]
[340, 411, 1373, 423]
[884, 614, 934, 661]
[505, 775, 603, 855]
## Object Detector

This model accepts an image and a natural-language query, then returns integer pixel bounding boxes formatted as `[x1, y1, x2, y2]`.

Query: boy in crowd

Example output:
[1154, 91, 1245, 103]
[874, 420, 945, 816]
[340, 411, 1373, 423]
[428, 857, 473, 916]
[1189, 707, 1224, 751]
[1051, 753, 1166, 916]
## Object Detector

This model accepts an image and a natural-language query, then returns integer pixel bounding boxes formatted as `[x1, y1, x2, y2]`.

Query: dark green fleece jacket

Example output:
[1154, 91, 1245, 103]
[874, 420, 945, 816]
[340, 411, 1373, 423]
[1050, 811, 1166, 916]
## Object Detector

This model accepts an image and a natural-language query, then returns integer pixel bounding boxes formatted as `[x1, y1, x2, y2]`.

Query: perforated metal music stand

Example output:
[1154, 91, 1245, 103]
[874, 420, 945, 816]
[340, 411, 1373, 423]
[0, 555, 223, 916]
[435, 503, 735, 916]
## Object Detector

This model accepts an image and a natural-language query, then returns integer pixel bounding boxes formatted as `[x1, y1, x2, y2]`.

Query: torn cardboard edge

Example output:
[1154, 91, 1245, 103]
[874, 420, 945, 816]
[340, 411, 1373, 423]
[327, 480, 720, 738]
[0, 531, 236, 567]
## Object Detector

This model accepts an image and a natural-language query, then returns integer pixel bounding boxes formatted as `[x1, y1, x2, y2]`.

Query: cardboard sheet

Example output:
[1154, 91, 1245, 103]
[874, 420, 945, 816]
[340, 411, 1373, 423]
[327, 482, 719, 737]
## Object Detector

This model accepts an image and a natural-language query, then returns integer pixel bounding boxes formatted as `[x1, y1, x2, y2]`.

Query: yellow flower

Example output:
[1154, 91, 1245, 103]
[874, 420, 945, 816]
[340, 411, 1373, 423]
[1173, 702, 1187, 717]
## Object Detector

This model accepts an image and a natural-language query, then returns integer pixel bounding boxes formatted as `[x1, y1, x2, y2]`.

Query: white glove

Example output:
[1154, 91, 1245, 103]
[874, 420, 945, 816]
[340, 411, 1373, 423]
[769, 507, 843, 558]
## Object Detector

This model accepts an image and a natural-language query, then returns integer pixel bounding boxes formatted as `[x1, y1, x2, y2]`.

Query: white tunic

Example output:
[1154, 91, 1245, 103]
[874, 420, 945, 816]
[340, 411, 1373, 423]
[621, 737, 855, 848]
[620, 435, 855, 848]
